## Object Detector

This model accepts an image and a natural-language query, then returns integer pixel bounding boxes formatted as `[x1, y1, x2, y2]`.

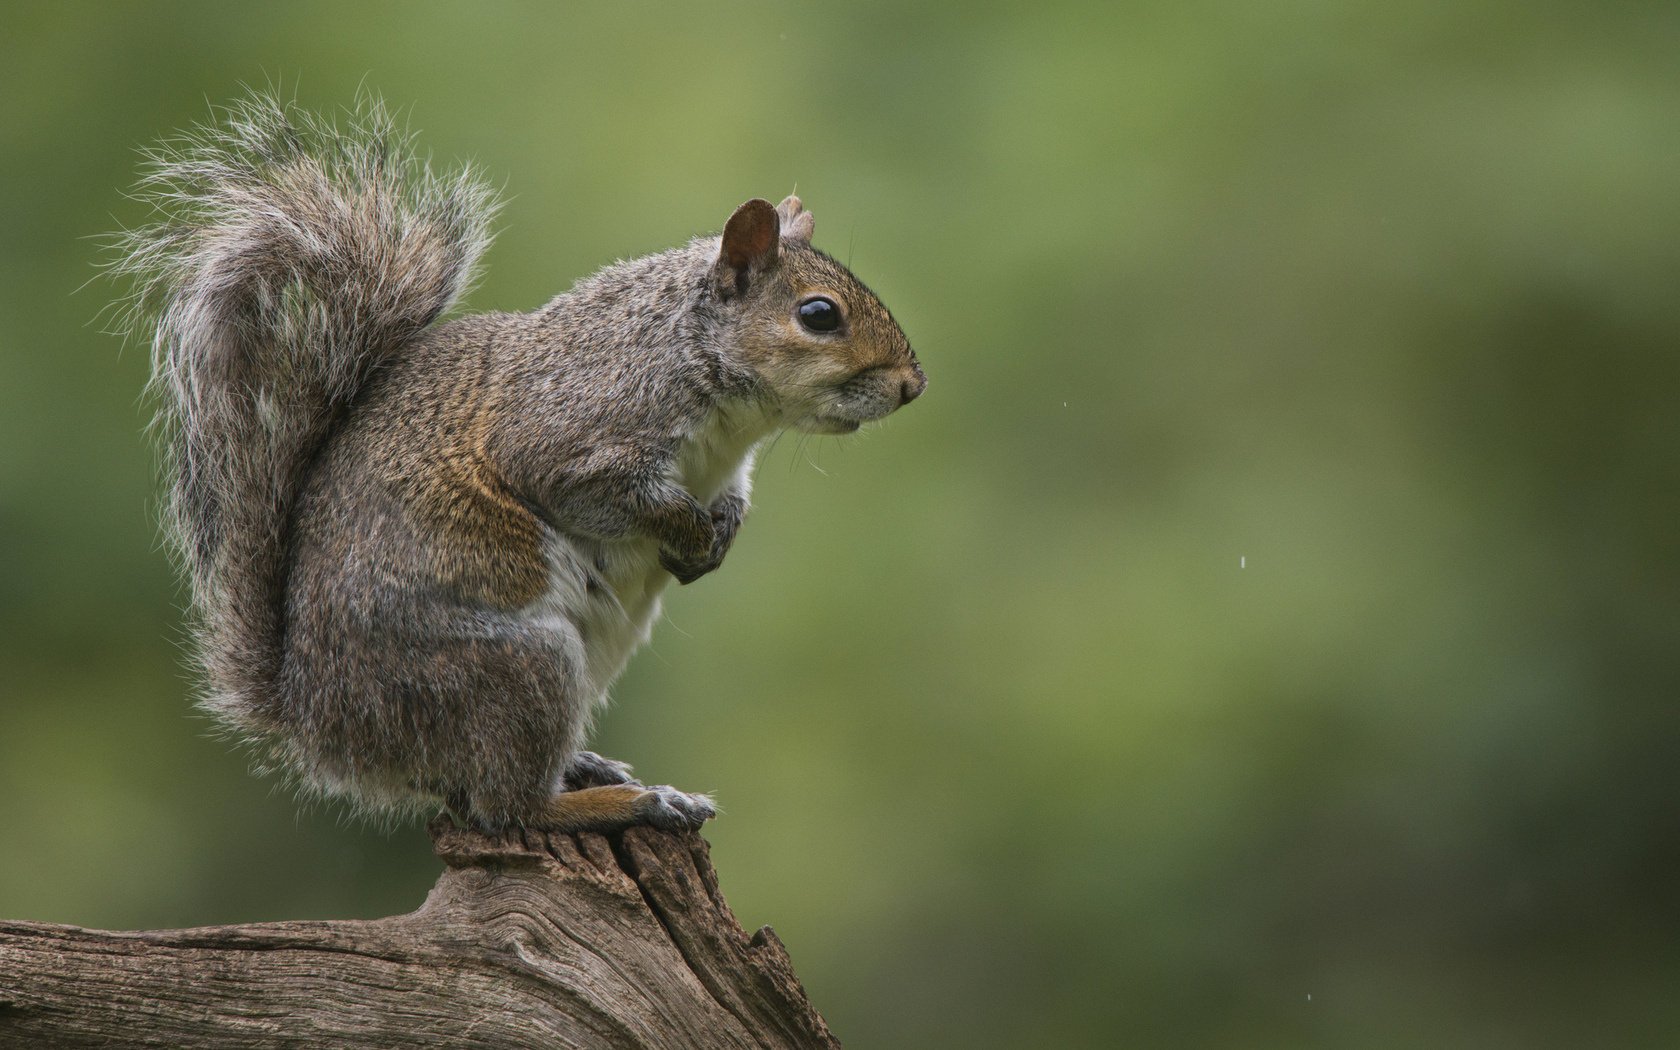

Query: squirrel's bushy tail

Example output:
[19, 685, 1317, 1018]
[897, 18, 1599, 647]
[110, 92, 498, 733]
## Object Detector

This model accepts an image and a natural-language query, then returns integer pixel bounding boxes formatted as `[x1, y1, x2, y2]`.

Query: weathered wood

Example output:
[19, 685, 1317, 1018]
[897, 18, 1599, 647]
[0, 818, 839, 1049]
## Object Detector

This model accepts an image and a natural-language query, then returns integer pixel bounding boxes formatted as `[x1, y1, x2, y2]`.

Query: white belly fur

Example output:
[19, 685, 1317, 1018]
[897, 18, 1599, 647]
[527, 399, 775, 705]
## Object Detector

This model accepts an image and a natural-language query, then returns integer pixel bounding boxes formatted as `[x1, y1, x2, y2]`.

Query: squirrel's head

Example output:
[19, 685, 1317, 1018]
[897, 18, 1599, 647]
[710, 196, 924, 434]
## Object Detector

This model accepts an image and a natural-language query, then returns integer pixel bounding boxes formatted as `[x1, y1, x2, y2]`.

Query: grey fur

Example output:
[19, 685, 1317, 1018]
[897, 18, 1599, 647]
[110, 92, 924, 830]
[110, 92, 497, 737]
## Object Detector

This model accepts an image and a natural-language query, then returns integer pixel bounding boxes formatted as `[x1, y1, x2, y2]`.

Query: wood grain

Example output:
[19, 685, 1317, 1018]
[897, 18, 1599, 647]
[0, 819, 839, 1049]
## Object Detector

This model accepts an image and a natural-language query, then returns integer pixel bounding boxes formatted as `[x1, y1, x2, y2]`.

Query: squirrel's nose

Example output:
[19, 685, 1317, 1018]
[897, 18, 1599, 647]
[900, 370, 927, 405]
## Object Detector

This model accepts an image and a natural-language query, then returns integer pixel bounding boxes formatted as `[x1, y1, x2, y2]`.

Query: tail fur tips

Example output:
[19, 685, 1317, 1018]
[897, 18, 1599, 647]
[106, 91, 500, 721]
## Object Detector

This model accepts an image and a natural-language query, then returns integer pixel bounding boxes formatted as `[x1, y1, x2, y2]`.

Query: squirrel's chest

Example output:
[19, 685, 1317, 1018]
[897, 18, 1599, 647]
[529, 534, 666, 698]
[522, 402, 774, 698]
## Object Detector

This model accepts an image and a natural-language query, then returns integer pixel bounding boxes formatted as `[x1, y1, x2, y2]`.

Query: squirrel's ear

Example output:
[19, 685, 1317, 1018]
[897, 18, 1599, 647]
[715, 198, 780, 299]
[777, 195, 815, 244]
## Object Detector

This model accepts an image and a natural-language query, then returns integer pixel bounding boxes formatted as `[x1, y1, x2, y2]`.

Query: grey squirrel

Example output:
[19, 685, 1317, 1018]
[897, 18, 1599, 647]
[110, 93, 924, 832]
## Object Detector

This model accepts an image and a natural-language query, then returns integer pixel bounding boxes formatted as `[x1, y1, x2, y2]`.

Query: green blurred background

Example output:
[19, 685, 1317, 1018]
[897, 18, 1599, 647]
[3, 2, 1677, 1046]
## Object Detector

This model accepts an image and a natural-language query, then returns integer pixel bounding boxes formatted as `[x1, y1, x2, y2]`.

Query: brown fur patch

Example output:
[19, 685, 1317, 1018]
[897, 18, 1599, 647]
[536, 785, 650, 832]
[397, 381, 550, 609]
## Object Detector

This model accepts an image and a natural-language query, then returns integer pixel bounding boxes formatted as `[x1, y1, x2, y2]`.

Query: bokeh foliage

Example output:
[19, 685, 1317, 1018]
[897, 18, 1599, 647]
[2, 2, 1677, 1046]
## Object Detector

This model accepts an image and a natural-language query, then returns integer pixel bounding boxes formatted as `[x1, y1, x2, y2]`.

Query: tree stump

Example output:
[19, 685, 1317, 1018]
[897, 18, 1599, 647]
[0, 818, 840, 1048]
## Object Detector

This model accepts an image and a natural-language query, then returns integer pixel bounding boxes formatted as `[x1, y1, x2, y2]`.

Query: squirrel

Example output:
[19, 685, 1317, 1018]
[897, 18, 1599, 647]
[110, 93, 924, 833]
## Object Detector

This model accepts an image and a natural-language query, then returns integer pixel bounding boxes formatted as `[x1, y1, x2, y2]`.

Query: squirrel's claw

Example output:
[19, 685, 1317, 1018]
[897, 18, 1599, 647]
[636, 786, 717, 831]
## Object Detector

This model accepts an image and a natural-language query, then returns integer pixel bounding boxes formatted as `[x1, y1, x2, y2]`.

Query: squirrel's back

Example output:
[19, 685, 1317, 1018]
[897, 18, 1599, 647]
[109, 92, 499, 735]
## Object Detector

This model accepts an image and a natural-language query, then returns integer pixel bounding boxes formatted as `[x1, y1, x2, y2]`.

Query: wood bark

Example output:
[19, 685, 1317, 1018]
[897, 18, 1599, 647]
[0, 818, 840, 1049]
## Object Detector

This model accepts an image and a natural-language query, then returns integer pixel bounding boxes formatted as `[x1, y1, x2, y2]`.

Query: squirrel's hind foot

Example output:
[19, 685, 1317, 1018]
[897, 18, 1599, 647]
[636, 785, 717, 831]
[515, 783, 716, 834]
[562, 750, 641, 790]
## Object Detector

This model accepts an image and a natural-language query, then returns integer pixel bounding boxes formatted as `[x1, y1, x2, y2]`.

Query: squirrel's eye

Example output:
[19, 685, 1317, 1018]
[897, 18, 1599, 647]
[797, 296, 842, 334]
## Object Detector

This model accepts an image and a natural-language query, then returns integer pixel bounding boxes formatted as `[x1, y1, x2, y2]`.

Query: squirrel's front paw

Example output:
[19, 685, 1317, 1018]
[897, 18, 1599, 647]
[659, 537, 723, 585]
[659, 550, 714, 585]
[659, 495, 744, 584]
[636, 785, 717, 831]
[655, 495, 718, 584]
[708, 492, 746, 555]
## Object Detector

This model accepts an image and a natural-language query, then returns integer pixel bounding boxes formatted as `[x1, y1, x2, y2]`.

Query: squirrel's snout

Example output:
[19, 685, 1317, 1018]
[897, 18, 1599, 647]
[900, 369, 927, 406]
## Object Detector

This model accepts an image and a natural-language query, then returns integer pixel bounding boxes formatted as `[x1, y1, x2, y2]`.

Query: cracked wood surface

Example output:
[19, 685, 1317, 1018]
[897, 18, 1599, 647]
[0, 819, 840, 1049]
